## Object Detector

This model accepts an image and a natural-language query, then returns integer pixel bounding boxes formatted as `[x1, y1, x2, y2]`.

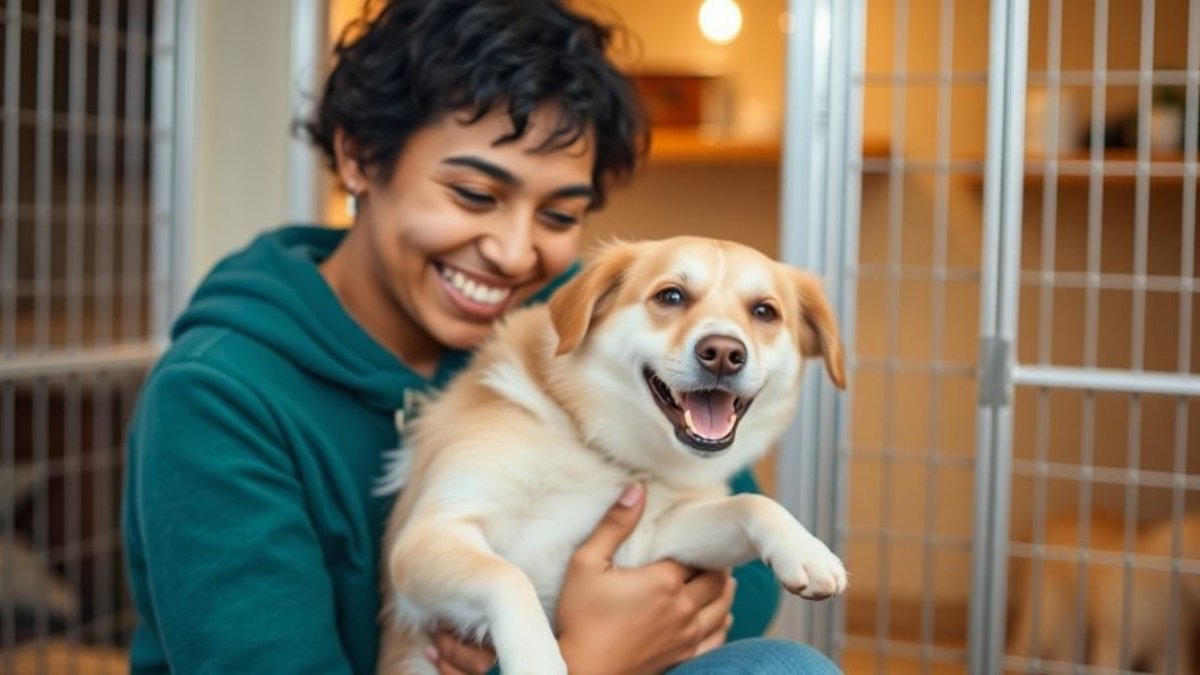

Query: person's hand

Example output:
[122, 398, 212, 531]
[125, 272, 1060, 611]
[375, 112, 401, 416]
[424, 626, 497, 675]
[555, 483, 736, 675]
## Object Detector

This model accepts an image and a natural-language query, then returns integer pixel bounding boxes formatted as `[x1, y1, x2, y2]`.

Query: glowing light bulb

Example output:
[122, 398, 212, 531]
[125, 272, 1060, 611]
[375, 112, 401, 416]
[699, 0, 742, 45]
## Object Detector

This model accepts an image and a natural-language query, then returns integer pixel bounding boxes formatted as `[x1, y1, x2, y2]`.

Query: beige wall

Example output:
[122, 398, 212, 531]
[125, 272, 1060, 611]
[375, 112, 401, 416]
[189, 0, 308, 288]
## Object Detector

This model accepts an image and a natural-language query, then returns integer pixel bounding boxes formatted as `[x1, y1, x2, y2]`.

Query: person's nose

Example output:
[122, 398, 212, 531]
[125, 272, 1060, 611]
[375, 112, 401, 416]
[478, 214, 538, 278]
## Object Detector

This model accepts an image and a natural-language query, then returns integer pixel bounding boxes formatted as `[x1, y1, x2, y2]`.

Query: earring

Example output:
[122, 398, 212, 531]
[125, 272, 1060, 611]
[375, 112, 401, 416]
[344, 183, 362, 218]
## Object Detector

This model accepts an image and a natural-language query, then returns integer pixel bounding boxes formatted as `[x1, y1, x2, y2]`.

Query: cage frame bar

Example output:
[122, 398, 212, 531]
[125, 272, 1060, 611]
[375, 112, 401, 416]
[776, 0, 865, 659]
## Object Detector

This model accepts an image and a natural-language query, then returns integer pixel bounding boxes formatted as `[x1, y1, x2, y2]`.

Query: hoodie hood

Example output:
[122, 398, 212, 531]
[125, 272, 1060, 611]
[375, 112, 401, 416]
[172, 226, 468, 411]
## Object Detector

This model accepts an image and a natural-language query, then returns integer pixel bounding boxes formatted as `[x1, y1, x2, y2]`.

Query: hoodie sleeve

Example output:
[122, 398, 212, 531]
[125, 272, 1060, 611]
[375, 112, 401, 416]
[125, 361, 353, 675]
[726, 468, 783, 641]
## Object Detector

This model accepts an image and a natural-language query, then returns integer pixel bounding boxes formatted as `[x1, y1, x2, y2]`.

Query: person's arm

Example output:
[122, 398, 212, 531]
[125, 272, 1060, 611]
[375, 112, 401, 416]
[126, 362, 353, 674]
[726, 468, 783, 641]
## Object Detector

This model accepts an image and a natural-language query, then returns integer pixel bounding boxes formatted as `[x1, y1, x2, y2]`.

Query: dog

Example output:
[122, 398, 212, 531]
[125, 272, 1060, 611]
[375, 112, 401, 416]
[374, 237, 850, 674]
[1007, 514, 1200, 673]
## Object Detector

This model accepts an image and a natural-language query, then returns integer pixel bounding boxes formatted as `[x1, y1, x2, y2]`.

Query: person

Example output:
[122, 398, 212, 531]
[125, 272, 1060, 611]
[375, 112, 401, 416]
[121, 1, 841, 673]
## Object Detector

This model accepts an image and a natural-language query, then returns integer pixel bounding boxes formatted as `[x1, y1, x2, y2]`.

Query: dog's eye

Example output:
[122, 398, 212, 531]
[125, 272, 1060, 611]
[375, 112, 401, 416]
[654, 287, 687, 306]
[751, 303, 778, 322]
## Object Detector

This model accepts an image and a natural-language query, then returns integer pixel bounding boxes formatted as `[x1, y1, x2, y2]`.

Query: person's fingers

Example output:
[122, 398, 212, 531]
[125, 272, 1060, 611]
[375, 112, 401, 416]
[429, 631, 497, 675]
[680, 569, 730, 609]
[425, 645, 464, 675]
[572, 483, 645, 567]
[633, 558, 697, 592]
[692, 576, 735, 637]
[693, 613, 734, 657]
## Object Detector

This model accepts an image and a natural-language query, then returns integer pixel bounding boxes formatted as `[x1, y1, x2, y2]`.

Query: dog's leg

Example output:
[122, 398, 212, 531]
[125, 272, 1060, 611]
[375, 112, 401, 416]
[388, 520, 566, 675]
[648, 494, 847, 599]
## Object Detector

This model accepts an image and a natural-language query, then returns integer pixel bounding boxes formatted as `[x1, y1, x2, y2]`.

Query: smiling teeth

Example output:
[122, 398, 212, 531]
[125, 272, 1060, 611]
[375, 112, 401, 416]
[440, 266, 512, 306]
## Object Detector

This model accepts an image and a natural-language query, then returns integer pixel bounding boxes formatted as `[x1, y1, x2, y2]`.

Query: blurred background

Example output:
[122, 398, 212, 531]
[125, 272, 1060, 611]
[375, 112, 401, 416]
[1, 0, 1199, 673]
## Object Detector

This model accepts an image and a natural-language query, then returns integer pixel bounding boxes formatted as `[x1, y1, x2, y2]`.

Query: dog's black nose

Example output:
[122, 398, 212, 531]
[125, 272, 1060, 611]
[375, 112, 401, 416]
[695, 335, 747, 376]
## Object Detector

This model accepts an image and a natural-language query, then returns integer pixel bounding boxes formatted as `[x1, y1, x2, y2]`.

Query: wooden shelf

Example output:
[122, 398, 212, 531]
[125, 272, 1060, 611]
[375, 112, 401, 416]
[1023, 149, 1198, 187]
[964, 149, 1199, 188]
[646, 129, 892, 166]
[647, 129, 780, 165]
[862, 135, 892, 158]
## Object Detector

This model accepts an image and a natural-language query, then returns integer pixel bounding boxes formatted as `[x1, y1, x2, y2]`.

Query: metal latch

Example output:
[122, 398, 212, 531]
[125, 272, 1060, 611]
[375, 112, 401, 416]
[978, 337, 1012, 407]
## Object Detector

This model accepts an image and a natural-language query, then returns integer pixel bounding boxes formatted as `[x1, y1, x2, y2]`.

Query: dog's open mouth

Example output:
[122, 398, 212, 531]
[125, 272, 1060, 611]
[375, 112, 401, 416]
[643, 367, 753, 453]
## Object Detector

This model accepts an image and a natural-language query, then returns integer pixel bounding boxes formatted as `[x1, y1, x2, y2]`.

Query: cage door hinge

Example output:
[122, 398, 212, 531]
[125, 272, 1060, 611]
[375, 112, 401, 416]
[979, 337, 1012, 407]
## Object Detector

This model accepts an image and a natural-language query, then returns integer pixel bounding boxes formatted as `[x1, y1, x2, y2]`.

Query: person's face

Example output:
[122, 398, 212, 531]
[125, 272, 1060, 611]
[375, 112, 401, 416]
[338, 106, 595, 351]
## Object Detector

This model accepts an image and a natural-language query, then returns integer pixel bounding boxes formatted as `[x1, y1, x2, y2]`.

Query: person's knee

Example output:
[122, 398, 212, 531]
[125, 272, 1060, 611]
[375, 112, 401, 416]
[671, 638, 842, 674]
[737, 638, 841, 674]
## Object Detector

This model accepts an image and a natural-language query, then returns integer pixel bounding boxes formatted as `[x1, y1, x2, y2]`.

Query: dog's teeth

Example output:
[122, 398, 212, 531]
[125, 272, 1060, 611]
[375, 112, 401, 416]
[728, 413, 738, 425]
[683, 408, 695, 432]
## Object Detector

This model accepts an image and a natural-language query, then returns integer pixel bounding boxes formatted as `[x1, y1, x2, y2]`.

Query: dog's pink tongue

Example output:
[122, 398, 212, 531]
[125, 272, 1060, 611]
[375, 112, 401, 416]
[680, 391, 737, 440]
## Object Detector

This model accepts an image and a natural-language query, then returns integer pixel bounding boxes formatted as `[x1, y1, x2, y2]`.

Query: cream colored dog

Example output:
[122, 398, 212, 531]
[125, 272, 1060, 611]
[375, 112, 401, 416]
[1007, 514, 1200, 673]
[377, 237, 849, 674]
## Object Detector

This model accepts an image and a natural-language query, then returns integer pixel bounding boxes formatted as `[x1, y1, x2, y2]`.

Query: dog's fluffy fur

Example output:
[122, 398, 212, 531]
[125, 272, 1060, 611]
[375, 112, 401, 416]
[1007, 514, 1200, 673]
[375, 238, 850, 674]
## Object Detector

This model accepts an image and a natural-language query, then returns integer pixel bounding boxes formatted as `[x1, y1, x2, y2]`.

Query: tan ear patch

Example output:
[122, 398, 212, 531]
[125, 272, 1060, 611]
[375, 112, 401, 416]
[547, 242, 638, 355]
[793, 271, 846, 389]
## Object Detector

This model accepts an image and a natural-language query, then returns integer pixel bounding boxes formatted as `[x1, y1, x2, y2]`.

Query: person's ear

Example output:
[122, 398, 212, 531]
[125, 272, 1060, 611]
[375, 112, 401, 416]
[333, 128, 368, 197]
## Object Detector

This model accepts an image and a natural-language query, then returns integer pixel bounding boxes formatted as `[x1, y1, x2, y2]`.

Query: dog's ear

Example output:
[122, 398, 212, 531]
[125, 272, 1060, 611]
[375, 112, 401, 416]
[548, 242, 637, 356]
[792, 270, 846, 389]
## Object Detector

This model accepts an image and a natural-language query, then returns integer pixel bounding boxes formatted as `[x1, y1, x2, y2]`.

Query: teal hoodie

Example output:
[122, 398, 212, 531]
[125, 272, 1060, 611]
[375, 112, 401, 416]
[123, 226, 780, 674]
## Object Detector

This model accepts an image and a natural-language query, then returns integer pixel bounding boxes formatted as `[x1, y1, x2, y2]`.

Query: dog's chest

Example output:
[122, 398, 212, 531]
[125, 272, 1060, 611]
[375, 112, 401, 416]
[483, 473, 707, 618]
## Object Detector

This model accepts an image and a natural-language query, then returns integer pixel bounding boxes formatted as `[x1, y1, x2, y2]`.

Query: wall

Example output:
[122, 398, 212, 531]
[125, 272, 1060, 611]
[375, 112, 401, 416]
[188, 0, 300, 289]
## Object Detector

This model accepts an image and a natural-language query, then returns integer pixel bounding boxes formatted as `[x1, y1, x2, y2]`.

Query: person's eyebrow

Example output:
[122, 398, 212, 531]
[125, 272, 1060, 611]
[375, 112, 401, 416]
[442, 156, 521, 186]
[444, 155, 595, 204]
[548, 185, 596, 203]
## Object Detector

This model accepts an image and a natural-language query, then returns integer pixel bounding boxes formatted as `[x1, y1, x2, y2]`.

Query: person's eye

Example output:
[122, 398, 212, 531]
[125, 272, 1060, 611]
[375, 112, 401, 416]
[450, 185, 496, 207]
[539, 210, 580, 229]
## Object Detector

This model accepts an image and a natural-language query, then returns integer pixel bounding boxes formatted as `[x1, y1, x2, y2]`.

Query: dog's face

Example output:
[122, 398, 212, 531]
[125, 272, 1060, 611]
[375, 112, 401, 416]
[548, 237, 844, 468]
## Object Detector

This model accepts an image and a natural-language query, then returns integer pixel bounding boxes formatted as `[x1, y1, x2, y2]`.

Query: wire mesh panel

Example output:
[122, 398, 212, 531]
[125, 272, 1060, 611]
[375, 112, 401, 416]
[0, 0, 185, 671]
[782, 0, 1200, 672]
[825, 0, 992, 672]
[1001, 0, 1200, 673]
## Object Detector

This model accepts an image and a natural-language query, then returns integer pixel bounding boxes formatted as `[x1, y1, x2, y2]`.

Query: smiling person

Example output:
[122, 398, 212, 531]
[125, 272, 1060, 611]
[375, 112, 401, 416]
[121, 1, 840, 674]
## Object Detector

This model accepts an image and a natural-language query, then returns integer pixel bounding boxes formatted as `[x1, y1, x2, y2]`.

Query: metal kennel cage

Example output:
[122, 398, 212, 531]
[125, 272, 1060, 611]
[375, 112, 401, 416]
[0, 0, 193, 670]
[777, 0, 1200, 674]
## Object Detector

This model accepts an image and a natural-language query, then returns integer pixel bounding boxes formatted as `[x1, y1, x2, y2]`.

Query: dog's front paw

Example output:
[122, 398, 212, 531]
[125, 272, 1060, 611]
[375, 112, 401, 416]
[766, 536, 848, 601]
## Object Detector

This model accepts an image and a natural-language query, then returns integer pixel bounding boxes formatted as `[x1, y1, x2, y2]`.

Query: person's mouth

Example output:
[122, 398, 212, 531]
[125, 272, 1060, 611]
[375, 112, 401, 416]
[433, 261, 518, 321]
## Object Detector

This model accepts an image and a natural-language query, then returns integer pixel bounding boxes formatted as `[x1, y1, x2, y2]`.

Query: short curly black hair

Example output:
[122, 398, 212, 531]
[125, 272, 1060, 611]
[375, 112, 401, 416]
[303, 0, 647, 211]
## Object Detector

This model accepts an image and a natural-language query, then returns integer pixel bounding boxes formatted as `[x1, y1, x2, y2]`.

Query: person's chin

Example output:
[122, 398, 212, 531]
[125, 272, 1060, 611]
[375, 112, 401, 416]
[432, 320, 495, 351]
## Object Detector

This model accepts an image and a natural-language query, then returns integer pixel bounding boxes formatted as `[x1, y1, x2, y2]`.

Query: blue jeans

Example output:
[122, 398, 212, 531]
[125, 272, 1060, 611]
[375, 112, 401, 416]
[665, 638, 841, 674]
